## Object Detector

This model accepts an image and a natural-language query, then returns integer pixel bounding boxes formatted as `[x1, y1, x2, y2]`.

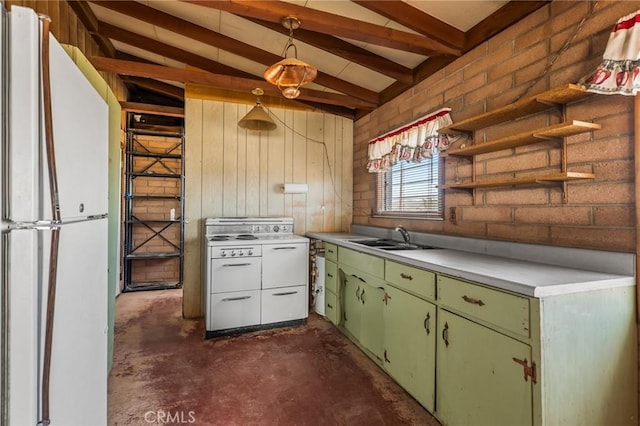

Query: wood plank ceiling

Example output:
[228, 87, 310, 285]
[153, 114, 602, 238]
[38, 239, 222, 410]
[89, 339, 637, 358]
[73, 0, 548, 119]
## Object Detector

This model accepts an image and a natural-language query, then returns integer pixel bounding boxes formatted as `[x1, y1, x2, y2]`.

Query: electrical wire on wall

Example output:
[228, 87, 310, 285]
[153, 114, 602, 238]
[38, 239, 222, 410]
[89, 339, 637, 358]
[264, 106, 372, 217]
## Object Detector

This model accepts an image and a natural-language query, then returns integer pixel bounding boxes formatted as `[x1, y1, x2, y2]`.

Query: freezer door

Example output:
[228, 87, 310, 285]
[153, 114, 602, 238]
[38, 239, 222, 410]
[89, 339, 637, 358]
[46, 36, 108, 220]
[8, 7, 108, 223]
[7, 7, 40, 223]
[41, 219, 108, 425]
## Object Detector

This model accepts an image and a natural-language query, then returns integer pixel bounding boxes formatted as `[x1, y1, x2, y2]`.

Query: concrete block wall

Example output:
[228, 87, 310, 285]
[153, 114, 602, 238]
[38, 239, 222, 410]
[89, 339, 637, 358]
[353, 1, 639, 252]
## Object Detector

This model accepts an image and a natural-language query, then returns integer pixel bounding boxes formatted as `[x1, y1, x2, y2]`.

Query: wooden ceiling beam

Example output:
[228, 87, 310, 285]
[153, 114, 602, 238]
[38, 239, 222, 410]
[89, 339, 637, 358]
[90, 0, 378, 104]
[465, 1, 548, 51]
[120, 76, 184, 101]
[179, 0, 462, 57]
[88, 57, 377, 109]
[120, 101, 185, 117]
[353, 1, 465, 50]
[247, 17, 413, 85]
[98, 21, 256, 79]
[67, 0, 116, 57]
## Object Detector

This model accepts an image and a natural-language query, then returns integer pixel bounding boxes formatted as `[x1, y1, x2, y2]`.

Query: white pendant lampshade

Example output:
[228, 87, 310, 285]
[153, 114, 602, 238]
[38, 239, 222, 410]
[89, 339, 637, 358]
[238, 88, 277, 131]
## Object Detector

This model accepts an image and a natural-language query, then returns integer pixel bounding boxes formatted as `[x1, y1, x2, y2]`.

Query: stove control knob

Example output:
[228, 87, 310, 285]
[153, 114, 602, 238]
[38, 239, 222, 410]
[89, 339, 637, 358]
[264, 225, 271, 232]
[231, 251, 236, 257]
[221, 252, 227, 257]
[239, 251, 244, 256]
[248, 250, 253, 256]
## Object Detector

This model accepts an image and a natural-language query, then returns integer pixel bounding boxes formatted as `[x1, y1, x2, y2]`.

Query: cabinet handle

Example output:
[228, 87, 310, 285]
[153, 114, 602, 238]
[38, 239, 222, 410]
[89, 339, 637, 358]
[222, 296, 251, 302]
[462, 295, 485, 306]
[400, 272, 413, 280]
[384, 349, 390, 364]
[361, 288, 365, 304]
[327, 273, 334, 278]
[273, 291, 297, 296]
[327, 303, 333, 309]
[327, 249, 334, 254]
[356, 286, 361, 300]
[383, 292, 391, 305]
[222, 263, 251, 267]
[351, 274, 366, 283]
[442, 322, 449, 347]
[423, 312, 431, 335]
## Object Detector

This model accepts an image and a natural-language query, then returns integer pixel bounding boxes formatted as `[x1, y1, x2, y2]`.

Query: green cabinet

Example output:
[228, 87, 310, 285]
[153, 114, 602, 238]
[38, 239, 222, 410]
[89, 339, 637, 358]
[436, 309, 533, 426]
[317, 239, 637, 426]
[324, 258, 340, 326]
[341, 265, 385, 361]
[383, 284, 436, 412]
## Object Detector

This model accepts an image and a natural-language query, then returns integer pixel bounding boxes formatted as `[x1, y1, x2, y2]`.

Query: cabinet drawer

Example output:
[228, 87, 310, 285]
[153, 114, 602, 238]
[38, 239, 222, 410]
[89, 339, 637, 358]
[261, 285, 308, 325]
[385, 260, 435, 301]
[325, 290, 340, 326]
[325, 260, 338, 293]
[325, 243, 338, 262]
[338, 247, 384, 278]
[437, 275, 530, 338]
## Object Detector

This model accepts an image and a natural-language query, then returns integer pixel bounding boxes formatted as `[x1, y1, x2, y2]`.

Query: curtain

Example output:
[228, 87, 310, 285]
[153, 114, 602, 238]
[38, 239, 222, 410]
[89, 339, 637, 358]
[579, 9, 640, 95]
[367, 108, 454, 173]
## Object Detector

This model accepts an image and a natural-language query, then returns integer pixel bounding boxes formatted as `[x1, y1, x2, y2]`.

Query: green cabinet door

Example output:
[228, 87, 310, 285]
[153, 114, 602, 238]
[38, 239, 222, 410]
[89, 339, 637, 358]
[342, 268, 385, 361]
[343, 272, 362, 339]
[437, 309, 533, 426]
[383, 285, 436, 412]
[359, 280, 385, 361]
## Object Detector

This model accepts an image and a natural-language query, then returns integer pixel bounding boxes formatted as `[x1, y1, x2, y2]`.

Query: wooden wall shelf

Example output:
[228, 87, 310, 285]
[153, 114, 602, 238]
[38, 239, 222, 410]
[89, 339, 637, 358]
[442, 120, 601, 157]
[439, 84, 594, 134]
[442, 172, 595, 190]
[439, 84, 599, 202]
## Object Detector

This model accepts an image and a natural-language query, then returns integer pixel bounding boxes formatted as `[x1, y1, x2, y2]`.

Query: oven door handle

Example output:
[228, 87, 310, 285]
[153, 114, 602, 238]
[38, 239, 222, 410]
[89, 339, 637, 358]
[272, 291, 298, 296]
[222, 263, 252, 267]
[221, 296, 252, 302]
[272, 246, 297, 250]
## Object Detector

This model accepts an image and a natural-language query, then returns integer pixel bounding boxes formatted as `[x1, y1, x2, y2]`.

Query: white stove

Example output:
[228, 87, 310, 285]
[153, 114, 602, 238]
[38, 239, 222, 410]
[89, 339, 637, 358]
[203, 217, 309, 337]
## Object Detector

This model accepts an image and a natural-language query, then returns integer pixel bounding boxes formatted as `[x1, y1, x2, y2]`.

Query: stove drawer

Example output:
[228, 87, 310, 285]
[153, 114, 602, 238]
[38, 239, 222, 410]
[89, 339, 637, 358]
[209, 257, 261, 293]
[261, 285, 308, 325]
[207, 290, 261, 331]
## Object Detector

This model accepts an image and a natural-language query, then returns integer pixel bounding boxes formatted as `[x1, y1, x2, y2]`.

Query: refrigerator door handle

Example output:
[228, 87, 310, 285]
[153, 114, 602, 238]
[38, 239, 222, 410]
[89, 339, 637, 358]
[38, 15, 61, 426]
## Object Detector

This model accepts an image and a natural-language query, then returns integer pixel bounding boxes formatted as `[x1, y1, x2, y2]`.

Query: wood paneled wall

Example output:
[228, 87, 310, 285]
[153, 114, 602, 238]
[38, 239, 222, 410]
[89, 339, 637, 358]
[183, 98, 353, 317]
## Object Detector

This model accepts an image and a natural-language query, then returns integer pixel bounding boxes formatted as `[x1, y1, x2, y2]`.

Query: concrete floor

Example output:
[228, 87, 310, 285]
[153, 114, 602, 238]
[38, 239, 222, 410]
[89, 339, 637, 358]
[109, 289, 441, 425]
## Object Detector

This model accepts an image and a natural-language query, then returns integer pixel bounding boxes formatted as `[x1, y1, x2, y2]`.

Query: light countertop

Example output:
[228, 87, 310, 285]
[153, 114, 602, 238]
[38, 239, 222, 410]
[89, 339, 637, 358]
[307, 232, 635, 298]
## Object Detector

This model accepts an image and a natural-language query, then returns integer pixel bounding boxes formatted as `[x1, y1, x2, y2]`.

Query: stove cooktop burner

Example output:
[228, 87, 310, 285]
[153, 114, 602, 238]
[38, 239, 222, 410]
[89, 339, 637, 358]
[236, 234, 258, 240]
[210, 235, 230, 241]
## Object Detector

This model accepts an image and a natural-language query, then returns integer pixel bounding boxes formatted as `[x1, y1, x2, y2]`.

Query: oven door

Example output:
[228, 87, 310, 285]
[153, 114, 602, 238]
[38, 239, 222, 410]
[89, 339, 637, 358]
[209, 257, 261, 293]
[261, 242, 308, 289]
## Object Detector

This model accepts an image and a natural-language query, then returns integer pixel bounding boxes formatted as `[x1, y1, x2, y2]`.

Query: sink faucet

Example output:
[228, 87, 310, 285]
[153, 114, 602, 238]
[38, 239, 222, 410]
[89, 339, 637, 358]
[395, 225, 411, 244]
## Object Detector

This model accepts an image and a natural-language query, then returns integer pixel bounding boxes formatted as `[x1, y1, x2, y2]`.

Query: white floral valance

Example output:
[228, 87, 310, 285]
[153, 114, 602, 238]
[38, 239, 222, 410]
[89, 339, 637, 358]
[367, 108, 454, 173]
[579, 9, 640, 95]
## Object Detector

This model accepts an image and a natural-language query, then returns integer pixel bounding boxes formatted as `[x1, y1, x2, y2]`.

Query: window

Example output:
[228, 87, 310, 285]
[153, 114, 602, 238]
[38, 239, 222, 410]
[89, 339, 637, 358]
[376, 153, 443, 218]
[367, 108, 453, 219]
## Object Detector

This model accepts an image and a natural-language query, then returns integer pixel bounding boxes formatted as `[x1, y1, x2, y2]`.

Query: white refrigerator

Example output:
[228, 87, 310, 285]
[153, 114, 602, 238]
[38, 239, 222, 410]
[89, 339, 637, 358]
[1, 6, 109, 426]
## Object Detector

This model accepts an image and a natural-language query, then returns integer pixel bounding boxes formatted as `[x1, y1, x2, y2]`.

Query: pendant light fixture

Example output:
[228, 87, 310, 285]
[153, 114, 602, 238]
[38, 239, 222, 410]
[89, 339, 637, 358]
[264, 16, 317, 100]
[238, 88, 277, 131]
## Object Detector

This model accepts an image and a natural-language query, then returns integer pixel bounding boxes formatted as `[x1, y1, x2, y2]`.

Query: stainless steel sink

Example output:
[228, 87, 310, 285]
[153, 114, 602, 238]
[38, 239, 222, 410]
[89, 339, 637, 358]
[348, 239, 438, 251]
